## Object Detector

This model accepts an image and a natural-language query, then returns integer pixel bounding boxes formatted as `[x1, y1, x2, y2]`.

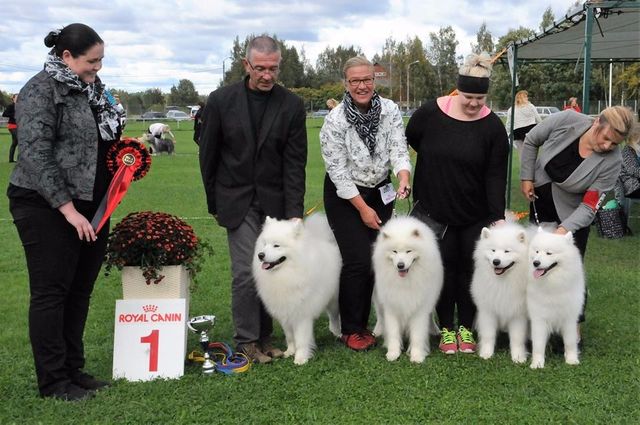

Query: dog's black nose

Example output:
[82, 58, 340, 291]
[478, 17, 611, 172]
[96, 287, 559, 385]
[397, 262, 405, 270]
[533, 260, 540, 267]
[258, 252, 265, 261]
[493, 259, 500, 266]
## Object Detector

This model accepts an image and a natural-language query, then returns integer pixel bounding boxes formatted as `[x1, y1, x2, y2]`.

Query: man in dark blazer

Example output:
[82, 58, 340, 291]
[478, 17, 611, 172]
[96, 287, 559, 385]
[199, 35, 307, 363]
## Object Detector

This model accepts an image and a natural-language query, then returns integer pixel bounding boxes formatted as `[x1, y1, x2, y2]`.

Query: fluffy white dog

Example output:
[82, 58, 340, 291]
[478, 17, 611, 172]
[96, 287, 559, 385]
[471, 224, 529, 363]
[527, 228, 585, 369]
[252, 214, 341, 365]
[372, 216, 443, 363]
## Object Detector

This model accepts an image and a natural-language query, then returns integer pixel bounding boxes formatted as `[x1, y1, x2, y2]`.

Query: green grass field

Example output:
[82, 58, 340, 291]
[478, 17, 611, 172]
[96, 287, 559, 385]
[0, 119, 638, 424]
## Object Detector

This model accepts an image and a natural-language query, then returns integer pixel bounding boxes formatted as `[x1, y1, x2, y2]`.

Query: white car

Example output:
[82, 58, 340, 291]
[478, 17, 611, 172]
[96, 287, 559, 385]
[536, 106, 560, 118]
[166, 110, 191, 121]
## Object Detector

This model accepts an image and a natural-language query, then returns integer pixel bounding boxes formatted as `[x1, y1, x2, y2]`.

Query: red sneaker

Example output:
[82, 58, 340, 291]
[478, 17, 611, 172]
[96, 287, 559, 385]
[341, 333, 375, 351]
[362, 329, 377, 347]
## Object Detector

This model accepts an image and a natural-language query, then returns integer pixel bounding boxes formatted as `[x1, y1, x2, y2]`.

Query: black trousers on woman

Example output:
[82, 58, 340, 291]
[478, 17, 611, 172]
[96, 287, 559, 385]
[8, 128, 18, 162]
[324, 174, 393, 335]
[435, 220, 487, 330]
[9, 198, 108, 396]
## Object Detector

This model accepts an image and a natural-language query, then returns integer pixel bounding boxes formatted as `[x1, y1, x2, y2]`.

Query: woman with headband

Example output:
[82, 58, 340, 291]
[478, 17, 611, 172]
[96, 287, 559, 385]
[406, 52, 509, 355]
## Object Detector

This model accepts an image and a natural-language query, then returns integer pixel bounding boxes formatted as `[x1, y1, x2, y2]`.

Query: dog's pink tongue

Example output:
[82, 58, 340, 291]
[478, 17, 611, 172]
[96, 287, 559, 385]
[262, 263, 270, 270]
[533, 268, 545, 279]
[398, 270, 408, 278]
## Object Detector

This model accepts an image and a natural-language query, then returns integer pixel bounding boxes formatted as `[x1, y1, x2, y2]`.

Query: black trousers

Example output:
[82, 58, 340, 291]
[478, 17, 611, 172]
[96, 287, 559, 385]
[324, 174, 393, 335]
[9, 198, 108, 396]
[436, 220, 487, 330]
[8, 128, 18, 162]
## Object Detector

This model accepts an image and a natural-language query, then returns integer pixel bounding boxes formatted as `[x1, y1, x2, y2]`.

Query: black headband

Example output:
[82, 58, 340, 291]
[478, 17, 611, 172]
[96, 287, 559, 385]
[456, 75, 490, 94]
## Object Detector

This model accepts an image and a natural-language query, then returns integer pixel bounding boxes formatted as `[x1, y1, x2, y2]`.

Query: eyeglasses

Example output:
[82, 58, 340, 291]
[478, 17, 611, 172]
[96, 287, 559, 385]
[347, 78, 374, 88]
[246, 60, 280, 76]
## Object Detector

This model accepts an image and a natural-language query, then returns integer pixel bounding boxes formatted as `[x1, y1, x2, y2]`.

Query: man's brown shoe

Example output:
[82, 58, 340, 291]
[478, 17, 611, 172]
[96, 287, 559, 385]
[238, 342, 272, 364]
[260, 339, 284, 359]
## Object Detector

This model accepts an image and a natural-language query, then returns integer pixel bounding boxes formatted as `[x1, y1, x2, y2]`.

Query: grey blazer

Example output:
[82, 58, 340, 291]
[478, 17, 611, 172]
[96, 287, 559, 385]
[10, 70, 99, 208]
[520, 110, 622, 231]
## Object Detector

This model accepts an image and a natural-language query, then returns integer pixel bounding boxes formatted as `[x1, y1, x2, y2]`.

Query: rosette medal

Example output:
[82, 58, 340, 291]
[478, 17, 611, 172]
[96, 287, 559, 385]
[91, 138, 151, 233]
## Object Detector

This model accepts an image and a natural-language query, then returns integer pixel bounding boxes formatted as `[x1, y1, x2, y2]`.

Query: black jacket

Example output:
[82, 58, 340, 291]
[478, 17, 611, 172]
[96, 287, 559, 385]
[199, 78, 307, 229]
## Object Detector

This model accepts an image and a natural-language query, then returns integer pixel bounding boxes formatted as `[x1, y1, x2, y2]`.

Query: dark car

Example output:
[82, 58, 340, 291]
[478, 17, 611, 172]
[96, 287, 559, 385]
[140, 111, 166, 120]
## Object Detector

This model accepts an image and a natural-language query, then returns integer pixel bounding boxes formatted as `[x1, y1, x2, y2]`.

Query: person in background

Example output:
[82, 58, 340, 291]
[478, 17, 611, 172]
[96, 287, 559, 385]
[520, 106, 636, 340]
[320, 56, 411, 352]
[505, 90, 542, 150]
[193, 101, 205, 145]
[326, 98, 339, 110]
[564, 97, 582, 113]
[406, 52, 509, 355]
[616, 128, 640, 200]
[199, 35, 307, 363]
[147, 122, 175, 154]
[3, 94, 18, 162]
[7, 23, 121, 401]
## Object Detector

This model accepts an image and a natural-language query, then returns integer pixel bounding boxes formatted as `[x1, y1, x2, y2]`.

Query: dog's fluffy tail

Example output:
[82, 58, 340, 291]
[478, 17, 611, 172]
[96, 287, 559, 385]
[304, 213, 337, 244]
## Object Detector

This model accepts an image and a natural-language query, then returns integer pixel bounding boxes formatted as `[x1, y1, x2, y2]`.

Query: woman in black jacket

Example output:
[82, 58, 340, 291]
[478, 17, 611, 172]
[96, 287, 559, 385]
[2, 94, 17, 162]
[7, 23, 121, 401]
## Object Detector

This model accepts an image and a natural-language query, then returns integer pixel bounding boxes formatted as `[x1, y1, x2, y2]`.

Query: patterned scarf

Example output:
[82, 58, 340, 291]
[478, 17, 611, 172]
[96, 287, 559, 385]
[343, 90, 382, 156]
[44, 49, 120, 141]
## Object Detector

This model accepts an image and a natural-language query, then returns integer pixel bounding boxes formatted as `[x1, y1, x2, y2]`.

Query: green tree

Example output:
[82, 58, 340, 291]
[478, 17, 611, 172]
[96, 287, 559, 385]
[169, 79, 199, 106]
[539, 7, 555, 33]
[142, 88, 165, 111]
[427, 26, 460, 95]
[315, 45, 364, 84]
[472, 22, 494, 55]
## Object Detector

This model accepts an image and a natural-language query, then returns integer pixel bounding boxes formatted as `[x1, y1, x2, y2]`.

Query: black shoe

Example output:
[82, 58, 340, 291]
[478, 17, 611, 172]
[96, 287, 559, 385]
[45, 383, 95, 401]
[70, 371, 110, 390]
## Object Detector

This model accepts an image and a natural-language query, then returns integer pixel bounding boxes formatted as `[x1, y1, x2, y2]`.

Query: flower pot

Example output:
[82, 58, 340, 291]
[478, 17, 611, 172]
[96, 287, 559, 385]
[121, 265, 190, 300]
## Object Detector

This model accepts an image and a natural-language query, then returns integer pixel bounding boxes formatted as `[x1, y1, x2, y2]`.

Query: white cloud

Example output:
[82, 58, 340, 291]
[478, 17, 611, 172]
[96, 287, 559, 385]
[0, 0, 578, 95]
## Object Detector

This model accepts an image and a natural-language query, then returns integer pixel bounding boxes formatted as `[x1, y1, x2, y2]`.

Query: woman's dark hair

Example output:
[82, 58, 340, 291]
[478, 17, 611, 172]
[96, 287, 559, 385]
[44, 23, 103, 58]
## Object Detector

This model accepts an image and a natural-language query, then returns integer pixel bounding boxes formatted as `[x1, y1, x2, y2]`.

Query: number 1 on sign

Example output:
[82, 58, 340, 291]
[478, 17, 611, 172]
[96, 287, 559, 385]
[140, 329, 159, 372]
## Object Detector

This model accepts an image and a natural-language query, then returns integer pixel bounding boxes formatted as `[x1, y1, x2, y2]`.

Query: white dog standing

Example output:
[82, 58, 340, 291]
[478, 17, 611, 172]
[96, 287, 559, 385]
[372, 216, 443, 363]
[471, 224, 529, 363]
[253, 214, 341, 365]
[527, 228, 585, 369]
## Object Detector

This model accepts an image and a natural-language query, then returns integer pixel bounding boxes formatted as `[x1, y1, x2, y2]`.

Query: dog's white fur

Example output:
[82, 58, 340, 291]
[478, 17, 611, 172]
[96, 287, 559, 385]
[471, 224, 529, 363]
[252, 214, 341, 365]
[372, 216, 443, 363]
[527, 228, 585, 369]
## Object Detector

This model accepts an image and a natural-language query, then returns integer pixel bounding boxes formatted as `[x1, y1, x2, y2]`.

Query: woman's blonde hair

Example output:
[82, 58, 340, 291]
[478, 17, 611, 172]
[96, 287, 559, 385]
[458, 52, 492, 78]
[343, 56, 373, 78]
[598, 106, 637, 140]
[515, 90, 529, 106]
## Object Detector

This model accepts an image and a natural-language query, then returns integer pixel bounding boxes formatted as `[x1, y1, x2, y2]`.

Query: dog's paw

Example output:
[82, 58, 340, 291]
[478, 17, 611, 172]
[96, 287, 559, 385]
[293, 355, 310, 365]
[283, 348, 295, 358]
[409, 351, 426, 364]
[372, 323, 383, 337]
[565, 352, 580, 365]
[511, 350, 527, 364]
[530, 356, 545, 369]
[479, 348, 494, 360]
[386, 350, 401, 361]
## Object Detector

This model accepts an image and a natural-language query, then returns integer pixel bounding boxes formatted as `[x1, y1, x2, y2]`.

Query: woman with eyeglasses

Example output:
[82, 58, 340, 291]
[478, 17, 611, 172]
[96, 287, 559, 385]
[320, 56, 411, 352]
[406, 52, 509, 356]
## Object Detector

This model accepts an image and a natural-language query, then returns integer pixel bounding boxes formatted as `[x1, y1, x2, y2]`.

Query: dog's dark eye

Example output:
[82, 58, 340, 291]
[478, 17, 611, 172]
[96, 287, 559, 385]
[491, 249, 495, 253]
[392, 250, 397, 254]
[504, 250, 510, 253]
[546, 251, 552, 255]
[406, 250, 412, 254]
[273, 244, 280, 248]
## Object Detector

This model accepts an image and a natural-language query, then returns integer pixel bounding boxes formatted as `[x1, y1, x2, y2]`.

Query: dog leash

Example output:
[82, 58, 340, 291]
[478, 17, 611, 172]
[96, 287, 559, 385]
[187, 341, 251, 374]
[531, 195, 540, 226]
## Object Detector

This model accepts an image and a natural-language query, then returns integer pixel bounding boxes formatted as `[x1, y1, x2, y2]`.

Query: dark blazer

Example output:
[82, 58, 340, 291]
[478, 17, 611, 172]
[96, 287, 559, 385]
[199, 77, 308, 229]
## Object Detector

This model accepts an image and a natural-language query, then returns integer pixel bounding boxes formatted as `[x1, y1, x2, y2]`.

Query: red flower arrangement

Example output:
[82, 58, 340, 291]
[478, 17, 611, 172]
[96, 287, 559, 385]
[104, 211, 212, 285]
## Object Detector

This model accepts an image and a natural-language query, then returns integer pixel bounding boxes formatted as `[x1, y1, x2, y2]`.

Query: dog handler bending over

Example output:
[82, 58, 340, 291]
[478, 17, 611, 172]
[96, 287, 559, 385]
[520, 105, 636, 336]
[199, 35, 307, 363]
[320, 56, 411, 352]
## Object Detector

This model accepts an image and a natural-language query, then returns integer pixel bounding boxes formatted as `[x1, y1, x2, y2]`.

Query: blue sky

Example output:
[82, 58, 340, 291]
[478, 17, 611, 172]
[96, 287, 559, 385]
[0, 0, 578, 95]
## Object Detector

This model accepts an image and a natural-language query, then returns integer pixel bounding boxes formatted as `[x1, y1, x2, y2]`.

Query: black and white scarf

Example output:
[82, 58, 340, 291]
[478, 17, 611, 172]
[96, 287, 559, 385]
[343, 90, 382, 156]
[44, 49, 120, 141]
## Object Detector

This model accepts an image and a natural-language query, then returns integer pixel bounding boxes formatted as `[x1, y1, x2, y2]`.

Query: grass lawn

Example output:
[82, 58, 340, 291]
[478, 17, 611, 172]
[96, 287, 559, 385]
[0, 118, 638, 424]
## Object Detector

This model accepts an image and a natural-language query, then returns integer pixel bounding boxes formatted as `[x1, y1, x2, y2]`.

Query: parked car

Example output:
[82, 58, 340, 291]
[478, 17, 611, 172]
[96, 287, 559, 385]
[140, 111, 166, 120]
[189, 105, 201, 118]
[311, 109, 329, 118]
[166, 110, 191, 121]
[536, 106, 560, 118]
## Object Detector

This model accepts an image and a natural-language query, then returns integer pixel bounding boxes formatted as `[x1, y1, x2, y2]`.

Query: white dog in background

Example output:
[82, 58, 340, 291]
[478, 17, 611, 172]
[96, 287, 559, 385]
[372, 216, 443, 363]
[471, 223, 529, 363]
[527, 228, 585, 369]
[252, 214, 341, 365]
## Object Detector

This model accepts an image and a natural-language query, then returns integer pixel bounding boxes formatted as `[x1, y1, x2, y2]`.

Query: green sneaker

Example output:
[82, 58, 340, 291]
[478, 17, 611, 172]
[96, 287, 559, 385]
[457, 326, 476, 353]
[439, 328, 458, 354]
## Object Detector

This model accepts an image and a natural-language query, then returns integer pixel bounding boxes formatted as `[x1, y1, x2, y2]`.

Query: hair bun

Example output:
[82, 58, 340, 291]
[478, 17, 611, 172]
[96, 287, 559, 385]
[44, 30, 60, 48]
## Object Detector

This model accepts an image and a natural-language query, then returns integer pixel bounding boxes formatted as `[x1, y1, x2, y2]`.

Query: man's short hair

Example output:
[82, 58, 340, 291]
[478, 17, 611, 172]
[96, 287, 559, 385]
[246, 35, 280, 61]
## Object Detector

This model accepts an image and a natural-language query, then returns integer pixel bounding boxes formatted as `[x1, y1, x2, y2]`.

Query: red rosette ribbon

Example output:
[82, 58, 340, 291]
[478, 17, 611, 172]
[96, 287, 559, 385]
[91, 138, 151, 233]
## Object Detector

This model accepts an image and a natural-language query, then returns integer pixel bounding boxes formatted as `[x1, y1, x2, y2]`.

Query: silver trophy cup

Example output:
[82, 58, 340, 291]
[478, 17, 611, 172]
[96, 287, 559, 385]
[187, 315, 216, 374]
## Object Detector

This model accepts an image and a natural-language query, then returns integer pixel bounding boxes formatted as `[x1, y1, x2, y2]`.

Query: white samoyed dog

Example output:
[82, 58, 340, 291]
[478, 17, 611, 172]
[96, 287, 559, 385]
[372, 216, 443, 363]
[471, 224, 529, 363]
[527, 228, 585, 369]
[252, 214, 341, 365]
